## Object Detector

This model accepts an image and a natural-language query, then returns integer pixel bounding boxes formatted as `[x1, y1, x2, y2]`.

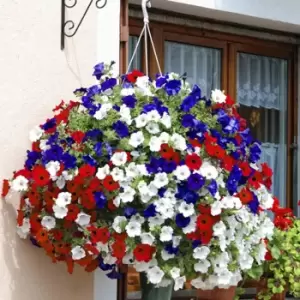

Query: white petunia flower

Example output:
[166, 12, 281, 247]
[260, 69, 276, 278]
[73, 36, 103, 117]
[147, 266, 165, 284]
[146, 122, 160, 134]
[194, 259, 211, 273]
[156, 279, 173, 288]
[160, 226, 173, 242]
[46, 161, 60, 180]
[211, 89, 226, 103]
[41, 216, 56, 230]
[94, 103, 112, 120]
[199, 161, 218, 179]
[178, 202, 195, 217]
[130, 214, 145, 224]
[213, 221, 227, 236]
[149, 136, 161, 152]
[113, 216, 127, 233]
[96, 164, 110, 180]
[221, 195, 237, 209]
[121, 87, 134, 96]
[141, 233, 155, 245]
[182, 215, 197, 234]
[16, 218, 30, 239]
[170, 267, 181, 279]
[135, 113, 149, 128]
[211, 201, 222, 216]
[71, 246, 86, 260]
[129, 131, 144, 148]
[125, 162, 139, 178]
[119, 104, 132, 125]
[39, 139, 50, 151]
[153, 172, 169, 188]
[174, 276, 186, 291]
[125, 221, 141, 237]
[53, 205, 68, 219]
[75, 212, 91, 227]
[193, 246, 210, 260]
[147, 110, 161, 122]
[148, 215, 164, 229]
[174, 165, 191, 181]
[238, 253, 254, 270]
[11, 176, 28, 192]
[120, 186, 136, 203]
[111, 152, 127, 166]
[159, 132, 170, 144]
[29, 126, 44, 142]
[160, 112, 171, 128]
[171, 133, 187, 151]
[111, 167, 125, 182]
[56, 192, 72, 207]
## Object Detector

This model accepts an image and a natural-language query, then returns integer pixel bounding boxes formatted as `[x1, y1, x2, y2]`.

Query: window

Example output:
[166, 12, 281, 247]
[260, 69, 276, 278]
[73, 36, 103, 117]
[125, 17, 297, 300]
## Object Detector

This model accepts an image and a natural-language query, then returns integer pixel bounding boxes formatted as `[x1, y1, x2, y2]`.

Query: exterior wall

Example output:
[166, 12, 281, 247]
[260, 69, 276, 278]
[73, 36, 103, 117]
[0, 0, 120, 299]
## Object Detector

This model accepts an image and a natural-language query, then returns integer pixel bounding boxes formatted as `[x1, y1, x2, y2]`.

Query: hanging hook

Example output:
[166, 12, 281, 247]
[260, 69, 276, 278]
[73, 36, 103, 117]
[142, 0, 151, 24]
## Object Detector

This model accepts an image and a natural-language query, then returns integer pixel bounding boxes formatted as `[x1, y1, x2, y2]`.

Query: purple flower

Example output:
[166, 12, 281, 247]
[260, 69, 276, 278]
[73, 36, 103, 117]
[101, 78, 117, 91]
[83, 155, 97, 166]
[94, 142, 102, 156]
[93, 62, 105, 80]
[42, 145, 63, 163]
[122, 95, 137, 108]
[87, 85, 101, 98]
[94, 191, 107, 209]
[41, 118, 56, 131]
[181, 114, 195, 128]
[175, 213, 191, 228]
[25, 151, 41, 170]
[144, 204, 157, 218]
[98, 256, 114, 271]
[106, 269, 122, 280]
[124, 207, 137, 218]
[207, 179, 217, 196]
[155, 74, 168, 87]
[73, 87, 87, 95]
[187, 173, 205, 191]
[249, 143, 261, 163]
[165, 243, 179, 255]
[161, 159, 177, 173]
[61, 152, 77, 169]
[113, 121, 129, 138]
[85, 129, 102, 140]
[165, 79, 181, 96]
[248, 195, 259, 214]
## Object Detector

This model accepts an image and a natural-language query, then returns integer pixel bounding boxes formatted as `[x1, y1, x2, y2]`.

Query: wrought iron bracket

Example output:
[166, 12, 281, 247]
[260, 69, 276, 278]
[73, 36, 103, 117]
[61, 0, 107, 50]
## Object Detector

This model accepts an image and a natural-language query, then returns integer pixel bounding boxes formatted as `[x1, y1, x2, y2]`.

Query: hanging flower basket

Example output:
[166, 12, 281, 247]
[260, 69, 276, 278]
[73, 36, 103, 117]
[2, 61, 278, 293]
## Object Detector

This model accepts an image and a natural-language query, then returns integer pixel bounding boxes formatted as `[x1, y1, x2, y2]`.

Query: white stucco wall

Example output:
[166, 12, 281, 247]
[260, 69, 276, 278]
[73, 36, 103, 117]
[0, 0, 120, 300]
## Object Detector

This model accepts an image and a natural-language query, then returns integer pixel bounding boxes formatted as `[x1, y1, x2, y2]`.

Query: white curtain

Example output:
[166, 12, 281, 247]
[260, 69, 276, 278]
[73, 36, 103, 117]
[164, 41, 221, 98]
[237, 53, 287, 205]
[128, 36, 142, 71]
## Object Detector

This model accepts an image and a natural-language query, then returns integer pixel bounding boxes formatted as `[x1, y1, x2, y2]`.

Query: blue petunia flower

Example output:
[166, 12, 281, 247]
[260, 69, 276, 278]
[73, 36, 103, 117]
[87, 85, 101, 98]
[73, 87, 87, 95]
[192, 240, 201, 249]
[85, 129, 103, 141]
[187, 173, 205, 191]
[207, 179, 218, 196]
[83, 155, 97, 166]
[93, 62, 105, 80]
[165, 243, 179, 255]
[122, 95, 137, 108]
[94, 142, 102, 156]
[248, 194, 259, 214]
[42, 145, 63, 163]
[113, 121, 129, 138]
[181, 114, 195, 128]
[101, 78, 117, 91]
[164, 79, 181, 96]
[98, 256, 114, 271]
[106, 268, 122, 280]
[175, 213, 191, 228]
[94, 191, 107, 209]
[144, 204, 157, 218]
[249, 143, 262, 163]
[30, 237, 41, 248]
[158, 188, 166, 197]
[155, 74, 168, 88]
[61, 152, 77, 169]
[146, 157, 162, 174]
[124, 207, 137, 219]
[226, 165, 242, 195]
[161, 159, 177, 173]
[41, 118, 56, 131]
[25, 150, 41, 170]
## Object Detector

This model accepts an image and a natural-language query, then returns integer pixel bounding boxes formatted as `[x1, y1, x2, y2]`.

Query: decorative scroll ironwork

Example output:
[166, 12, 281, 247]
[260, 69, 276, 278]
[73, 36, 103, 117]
[61, 0, 108, 50]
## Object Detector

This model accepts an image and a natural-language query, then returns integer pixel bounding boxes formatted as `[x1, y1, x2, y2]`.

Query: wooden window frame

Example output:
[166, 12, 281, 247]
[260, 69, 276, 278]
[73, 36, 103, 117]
[120, 13, 298, 300]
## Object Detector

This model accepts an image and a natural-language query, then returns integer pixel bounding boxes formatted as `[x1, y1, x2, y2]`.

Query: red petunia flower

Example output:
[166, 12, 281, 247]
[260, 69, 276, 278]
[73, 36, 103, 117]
[80, 191, 96, 210]
[160, 144, 175, 159]
[222, 155, 235, 172]
[14, 169, 31, 179]
[112, 240, 126, 259]
[196, 214, 214, 231]
[51, 229, 63, 241]
[66, 204, 80, 221]
[108, 199, 118, 211]
[2, 179, 10, 197]
[261, 163, 273, 178]
[248, 171, 262, 189]
[133, 244, 156, 262]
[198, 204, 211, 215]
[31, 141, 41, 152]
[94, 227, 110, 244]
[36, 228, 49, 243]
[88, 177, 102, 192]
[265, 250, 273, 261]
[32, 165, 50, 186]
[127, 70, 144, 83]
[55, 108, 70, 125]
[55, 242, 71, 255]
[78, 164, 96, 177]
[30, 213, 42, 233]
[53, 100, 65, 112]
[274, 216, 293, 230]
[84, 244, 100, 256]
[185, 153, 202, 170]
[167, 151, 181, 165]
[71, 131, 85, 144]
[189, 138, 202, 148]
[17, 210, 25, 226]
[237, 187, 253, 204]
[264, 177, 272, 190]
[238, 161, 252, 177]
[113, 232, 127, 242]
[199, 228, 213, 245]
[225, 95, 235, 106]
[205, 144, 225, 159]
[85, 258, 99, 272]
[28, 186, 41, 208]
[103, 175, 120, 192]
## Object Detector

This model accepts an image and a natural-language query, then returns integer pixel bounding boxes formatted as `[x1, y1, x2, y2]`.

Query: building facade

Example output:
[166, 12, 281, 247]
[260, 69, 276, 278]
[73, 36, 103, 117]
[0, 0, 300, 300]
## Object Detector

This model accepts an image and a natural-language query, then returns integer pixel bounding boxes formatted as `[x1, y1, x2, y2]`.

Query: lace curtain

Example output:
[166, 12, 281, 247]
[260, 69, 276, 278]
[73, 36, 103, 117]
[128, 36, 142, 71]
[237, 53, 288, 205]
[164, 41, 221, 98]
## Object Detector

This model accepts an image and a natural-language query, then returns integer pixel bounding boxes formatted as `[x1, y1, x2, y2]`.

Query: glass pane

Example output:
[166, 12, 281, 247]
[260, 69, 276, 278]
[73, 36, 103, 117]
[128, 36, 142, 72]
[237, 52, 288, 206]
[164, 41, 221, 98]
